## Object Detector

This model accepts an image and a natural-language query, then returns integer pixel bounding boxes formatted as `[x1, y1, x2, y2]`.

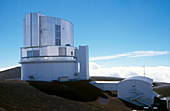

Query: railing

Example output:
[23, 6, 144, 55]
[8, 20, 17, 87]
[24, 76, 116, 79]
[20, 46, 76, 58]
[21, 55, 76, 58]
[20, 55, 76, 63]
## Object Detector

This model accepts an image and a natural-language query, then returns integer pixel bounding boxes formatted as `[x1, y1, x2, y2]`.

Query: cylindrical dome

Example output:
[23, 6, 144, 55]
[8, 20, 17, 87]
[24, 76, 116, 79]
[24, 12, 74, 47]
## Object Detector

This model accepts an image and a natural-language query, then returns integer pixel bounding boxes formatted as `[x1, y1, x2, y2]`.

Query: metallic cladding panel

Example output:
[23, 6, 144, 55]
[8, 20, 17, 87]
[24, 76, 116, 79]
[118, 79, 154, 107]
[40, 16, 57, 46]
[59, 47, 66, 56]
[24, 13, 74, 47]
[31, 13, 39, 46]
[21, 46, 76, 58]
[25, 14, 31, 47]
[47, 46, 59, 56]
[40, 47, 47, 56]
[90, 82, 118, 91]
[76, 46, 89, 80]
[21, 62, 76, 81]
[23, 19, 26, 46]
[40, 16, 73, 46]
[135, 80, 154, 105]
[66, 47, 75, 56]
[61, 19, 74, 46]
[125, 76, 153, 84]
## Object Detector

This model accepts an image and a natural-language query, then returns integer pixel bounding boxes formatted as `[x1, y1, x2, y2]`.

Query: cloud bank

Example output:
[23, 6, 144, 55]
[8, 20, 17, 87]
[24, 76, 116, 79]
[89, 62, 170, 83]
[90, 51, 169, 61]
[1, 62, 170, 83]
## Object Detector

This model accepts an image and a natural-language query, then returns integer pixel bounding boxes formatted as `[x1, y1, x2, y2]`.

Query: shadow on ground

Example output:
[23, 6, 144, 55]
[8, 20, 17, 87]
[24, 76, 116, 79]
[29, 80, 107, 102]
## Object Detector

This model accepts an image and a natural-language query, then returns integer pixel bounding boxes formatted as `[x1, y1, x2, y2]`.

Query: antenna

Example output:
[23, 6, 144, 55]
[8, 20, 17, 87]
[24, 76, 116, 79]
[143, 65, 145, 77]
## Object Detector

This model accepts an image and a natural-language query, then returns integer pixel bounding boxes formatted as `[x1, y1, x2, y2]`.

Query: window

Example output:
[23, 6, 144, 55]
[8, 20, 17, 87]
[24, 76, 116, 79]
[71, 51, 73, 55]
[55, 25, 61, 46]
[77, 62, 80, 73]
[27, 50, 40, 57]
[59, 47, 66, 56]
[33, 50, 40, 56]
[55, 39, 61, 46]
[27, 51, 33, 57]
[74, 74, 77, 76]
[65, 44, 71, 46]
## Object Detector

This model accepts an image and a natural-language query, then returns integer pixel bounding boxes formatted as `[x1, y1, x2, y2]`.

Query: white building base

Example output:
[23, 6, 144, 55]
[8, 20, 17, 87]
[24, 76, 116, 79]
[21, 62, 79, 82]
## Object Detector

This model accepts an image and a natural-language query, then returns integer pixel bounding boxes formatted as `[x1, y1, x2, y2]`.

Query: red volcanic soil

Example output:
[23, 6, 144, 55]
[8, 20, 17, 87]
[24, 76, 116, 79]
[0, 80, 130, 111]
[154, 83, 170, 111]
[0, 67, 21, 80]
[91, 76, 124, 81]
[154, 84, 170, 97]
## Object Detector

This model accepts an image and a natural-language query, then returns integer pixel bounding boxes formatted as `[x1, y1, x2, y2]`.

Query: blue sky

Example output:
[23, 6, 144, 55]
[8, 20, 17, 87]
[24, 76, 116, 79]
[0, 0, 170, 68]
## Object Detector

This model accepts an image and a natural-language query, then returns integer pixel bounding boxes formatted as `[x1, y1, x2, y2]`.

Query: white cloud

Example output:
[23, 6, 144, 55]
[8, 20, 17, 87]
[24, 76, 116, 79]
[90, 51, 169, 61]
[89, 62, 101, 70]
[89, 62, 170, 83]
[129, 51, 169, 58]
[1, 63, 170, 83]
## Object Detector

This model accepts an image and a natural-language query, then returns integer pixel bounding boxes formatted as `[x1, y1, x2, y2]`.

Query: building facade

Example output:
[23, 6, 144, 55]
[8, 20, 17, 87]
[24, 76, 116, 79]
[20, 12, 89, 81]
